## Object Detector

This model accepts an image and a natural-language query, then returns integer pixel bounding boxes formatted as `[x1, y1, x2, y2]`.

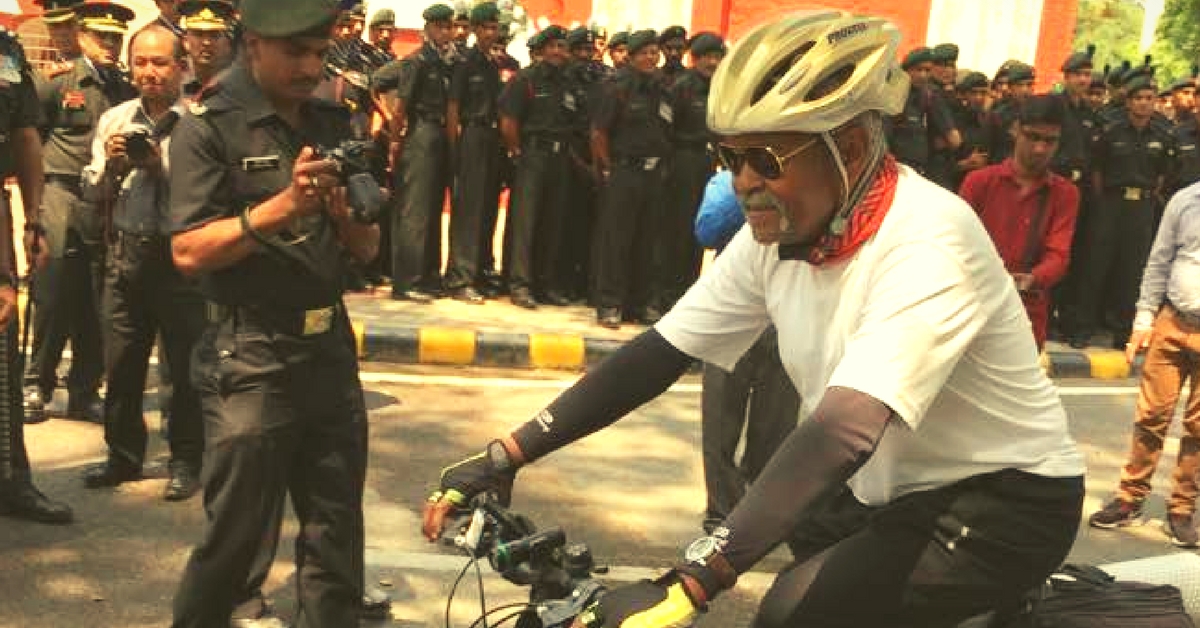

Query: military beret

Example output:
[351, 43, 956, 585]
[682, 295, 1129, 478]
[956, 71, 989, 92]
[470, 2, 499, 24]
[1061, 44, 1095, 72]
[689, 32, 725, 57]
[608, 31, 629, 48]
[1123, 62, 1154, 86]
[422, 3, 454, 23]
[525, 30, 544, 50]
[1007, 63, 1036, 83]
[1126, 74, 1155, 95]
[659, 25, 687, 44]
[241, 0, 337, 36]
[566, 26, 595, 49]
[370, 9, 394, 27]
[38, 0, 83, 24]
[528, 25, 566, 50]
[179, 0, 237, 31]
[901, 47, 933, 70]
[627, 29, 658, 54]
[931, 43, 958, 64]
[1090, 71, 1107, 89]
[77, 1, 135, 33]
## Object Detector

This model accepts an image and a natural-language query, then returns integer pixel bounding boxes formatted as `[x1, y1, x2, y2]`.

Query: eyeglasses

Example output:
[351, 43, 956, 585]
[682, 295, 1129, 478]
[717, 137, 821, 180]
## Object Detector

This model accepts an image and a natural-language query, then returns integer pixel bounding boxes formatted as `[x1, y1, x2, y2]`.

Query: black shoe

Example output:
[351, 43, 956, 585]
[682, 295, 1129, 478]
[66, 394, 104, 424]
[512, 289, 538, 310]
[1167, 513, 1200, 548]
[361, 586, 392, 620]
[542, 291, 572, 307]
[83, 458, 142, 489]
[391, 289, 435, 304]
[1088, 498, 1143, 529]
[597, 307, 621, 329]
[638, 307, 663, 325]
[478, 282, 502, 299]
[164, 460, 201, 502]
[23, 388, 46, 425]
[452, 286, 485, 304]
[1067, 335, 1090, 350]
[0, 482, 73, 524]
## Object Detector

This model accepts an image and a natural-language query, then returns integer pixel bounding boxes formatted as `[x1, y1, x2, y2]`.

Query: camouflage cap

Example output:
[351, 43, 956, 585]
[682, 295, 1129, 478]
[240, 0, 338, 37]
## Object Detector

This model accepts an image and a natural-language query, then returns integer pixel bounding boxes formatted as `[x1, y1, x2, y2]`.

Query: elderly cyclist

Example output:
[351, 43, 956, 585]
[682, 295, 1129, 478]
[422, 11, 1085, 628]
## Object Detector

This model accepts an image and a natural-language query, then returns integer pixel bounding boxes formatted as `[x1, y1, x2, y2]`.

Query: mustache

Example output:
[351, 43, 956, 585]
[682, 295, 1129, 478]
[737, 189, 787, 213]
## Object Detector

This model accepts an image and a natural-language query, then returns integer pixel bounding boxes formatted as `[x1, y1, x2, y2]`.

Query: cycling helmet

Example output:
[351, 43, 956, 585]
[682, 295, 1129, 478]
[708, 10, 908, 136]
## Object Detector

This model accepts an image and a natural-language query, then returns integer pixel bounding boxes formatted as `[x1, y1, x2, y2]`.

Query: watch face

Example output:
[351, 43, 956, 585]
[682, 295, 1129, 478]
[685, 536, 719, 563]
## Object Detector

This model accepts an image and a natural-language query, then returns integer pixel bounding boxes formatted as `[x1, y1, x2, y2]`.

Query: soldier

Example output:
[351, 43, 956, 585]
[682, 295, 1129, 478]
[444, 3, 503, 304]
[1088, 70, 1109, 112]
[660, 32, 725, 310]
[451, 1, 471, 48]
[1072, 75, 1176, 349]
[386, 3, 456, 302]
[368, 7, 396, 54]
[166, 0, 380, 624]
[36, 0, 85, 61]
[658, 25, 687, 86]
[986, 62, 1035, 163]
[1169, 74, 1196, 124]
[590, 29, 673, 328]
[154, 0, 185, 38]
[0, 25, 72, 526]
[607, 30, 629, 69]
[27, 0, 137, 424]
[592, 25, 608, 64]
[498, 25, 573, 309]
[79, 22, 206, 501]
[178, 0, 237, 97]
[929, 43, 958, 94]
[948, 70, 990, 192]
[926, 43, 963, 188]
[886, 46, 958, 177]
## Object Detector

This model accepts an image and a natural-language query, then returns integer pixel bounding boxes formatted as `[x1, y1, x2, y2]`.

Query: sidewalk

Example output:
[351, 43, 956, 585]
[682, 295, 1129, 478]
[345, 292, 1140, 378]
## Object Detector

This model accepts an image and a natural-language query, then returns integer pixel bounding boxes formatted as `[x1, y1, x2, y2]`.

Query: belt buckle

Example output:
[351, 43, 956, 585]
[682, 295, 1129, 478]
[205, 302, 226, 323]
[1124, 187, 1142, 201]
[644, 157, 660, 170]
[551, 140, 561, 153]
[1071, 170, 1082, 182]
[302, 306, 334, 336]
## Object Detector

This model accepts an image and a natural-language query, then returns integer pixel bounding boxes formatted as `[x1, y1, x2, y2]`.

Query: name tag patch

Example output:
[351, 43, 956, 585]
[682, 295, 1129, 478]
[241, 155, 280, 172]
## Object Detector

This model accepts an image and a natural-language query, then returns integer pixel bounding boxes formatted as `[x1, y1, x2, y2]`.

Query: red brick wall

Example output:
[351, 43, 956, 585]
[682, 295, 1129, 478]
[1034, 0, 1081, 91]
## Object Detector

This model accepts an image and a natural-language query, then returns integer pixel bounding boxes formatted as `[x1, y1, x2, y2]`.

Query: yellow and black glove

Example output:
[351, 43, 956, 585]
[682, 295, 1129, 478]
[575, 571, 706, 628]
[422, 440, 518, 541]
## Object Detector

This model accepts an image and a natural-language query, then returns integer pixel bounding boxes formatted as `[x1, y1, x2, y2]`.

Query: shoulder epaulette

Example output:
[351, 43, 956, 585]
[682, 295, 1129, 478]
[44, 60, 73, 78]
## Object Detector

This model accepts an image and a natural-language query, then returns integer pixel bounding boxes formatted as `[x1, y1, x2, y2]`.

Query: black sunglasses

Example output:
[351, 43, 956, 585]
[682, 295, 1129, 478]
[717, 137, 820, 179]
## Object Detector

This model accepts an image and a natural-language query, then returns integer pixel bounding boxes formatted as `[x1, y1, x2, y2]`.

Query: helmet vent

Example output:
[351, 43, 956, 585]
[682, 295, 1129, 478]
[751, 40, 816, 105]
[805, 64, 856, 101]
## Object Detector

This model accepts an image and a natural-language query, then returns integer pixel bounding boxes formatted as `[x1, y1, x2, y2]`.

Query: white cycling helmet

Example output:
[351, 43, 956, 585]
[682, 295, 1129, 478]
[708, 9, 909, 136]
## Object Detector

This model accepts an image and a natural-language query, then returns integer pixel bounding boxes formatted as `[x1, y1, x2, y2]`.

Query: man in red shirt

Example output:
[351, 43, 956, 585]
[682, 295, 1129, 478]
[960, 95, 1080, 349]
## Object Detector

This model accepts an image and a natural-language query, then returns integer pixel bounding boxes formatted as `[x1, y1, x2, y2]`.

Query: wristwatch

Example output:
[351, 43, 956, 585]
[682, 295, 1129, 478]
[487, 439, 513, 473]
[683, 535, 738, 591]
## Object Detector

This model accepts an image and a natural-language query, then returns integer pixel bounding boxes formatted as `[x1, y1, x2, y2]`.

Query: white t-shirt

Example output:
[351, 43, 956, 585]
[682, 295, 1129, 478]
[657, 166, 1085, 505]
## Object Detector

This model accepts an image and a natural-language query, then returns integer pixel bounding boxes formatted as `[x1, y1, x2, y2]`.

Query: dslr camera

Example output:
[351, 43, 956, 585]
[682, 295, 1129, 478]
[124, 128, 157, 163]
[313, 140, 384, 224]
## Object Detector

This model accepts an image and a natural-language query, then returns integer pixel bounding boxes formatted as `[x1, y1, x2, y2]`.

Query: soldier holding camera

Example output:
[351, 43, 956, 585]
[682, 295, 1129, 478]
[79, 23, 205, 501]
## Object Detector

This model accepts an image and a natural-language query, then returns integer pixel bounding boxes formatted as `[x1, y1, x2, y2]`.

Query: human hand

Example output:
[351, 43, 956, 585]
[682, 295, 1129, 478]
[289, 147, 342, 218]
[1126, 328, 1153, 364]
[421, 440, 519, 542]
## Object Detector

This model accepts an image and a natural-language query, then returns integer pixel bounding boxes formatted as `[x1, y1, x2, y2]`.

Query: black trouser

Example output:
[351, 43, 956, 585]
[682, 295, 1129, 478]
[391, 120, 448, 293]
[25, 180, 103, 401]
[661, 147, 711, 309]
[701, 327, 798, 524]
[0, 318, 30, 483]
[562, 142, 598, 300]
[445, 124, 501, 290]
[172, 307, 367, 628]
[101, 232, 205, 470]
[1051, 179, 1089, 336]
[593, 157, 665, 311]
[753, 470, 1084, 628]
[1073, 191, 1158, 340]
[506, 139, 569, 295]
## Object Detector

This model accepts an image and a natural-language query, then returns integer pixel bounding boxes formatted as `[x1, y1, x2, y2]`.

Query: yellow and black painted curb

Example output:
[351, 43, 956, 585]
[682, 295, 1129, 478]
[1043, 349, 1141, 380]
[354, 323, 624, 371]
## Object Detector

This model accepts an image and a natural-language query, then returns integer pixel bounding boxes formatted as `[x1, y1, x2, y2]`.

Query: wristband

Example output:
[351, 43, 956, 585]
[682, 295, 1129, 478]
[239, 207, 270, 248]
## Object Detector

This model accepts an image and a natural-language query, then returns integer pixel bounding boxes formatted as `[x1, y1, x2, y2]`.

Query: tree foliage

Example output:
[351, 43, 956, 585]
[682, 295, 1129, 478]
[1073, 0, 1144, 76]
[1152, 0, 1200, 83]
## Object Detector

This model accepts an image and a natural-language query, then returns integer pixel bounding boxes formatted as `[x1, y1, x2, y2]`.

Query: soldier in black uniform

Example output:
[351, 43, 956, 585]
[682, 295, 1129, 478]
[886, 47, 958, 177]
[498, 25, 572, 309]
[660, 32, 724, 310]
[925, 43, 963, 188]
[607, 31, 628, 70]
[0, 26, 73, 526]
[1053, 47, 1100, 344]
[1088, 70, 1109, 112]
[451, 1, 471, 47]
[1073, 76, 1176, 349]
[28, 1, 137, 424]
[658, 25, 687, 86]
[985, 62, 1035, 163]
[444, 2, 502, 304]
[590, 29, 672, 328]
[368, 8, 395, 54]
[1168, 74, 1196, 124]
[948, 70, 990, 192]
[929, 43, 957, 94]
[386, 3, 455, 302]
[166, 0, 379, 624]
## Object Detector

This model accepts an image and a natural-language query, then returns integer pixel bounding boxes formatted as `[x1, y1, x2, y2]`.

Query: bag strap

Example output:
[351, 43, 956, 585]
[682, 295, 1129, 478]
[1020, 183, 1053, 274]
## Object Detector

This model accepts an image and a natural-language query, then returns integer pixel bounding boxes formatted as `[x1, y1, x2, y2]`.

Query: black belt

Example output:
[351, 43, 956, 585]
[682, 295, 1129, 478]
[525, 136, 567, 153]
[114, 230, 167, 247]
[1106, 186, 1153, 201]
[616, 156, 664, 171]
[205, 301, 342, 337]
[464, 118, 498, 128]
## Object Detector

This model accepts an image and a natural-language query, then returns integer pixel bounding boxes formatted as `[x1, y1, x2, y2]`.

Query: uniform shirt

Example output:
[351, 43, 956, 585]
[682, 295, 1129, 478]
[959, 159, 1080, 291]
[656, 166, 1085, 505]
[1094, 115, 1176, 191]
[591, 67, 673, 159]
[498, 61, 575, 140]
[563, 59, 609, 140]
[985, 98, 1022, 164]
[1171, 117, 1200, 194]
[0, 57, 39, 179]
[948, 98, 988, 191]
[886, 85, 954, 172]
[36, 56, 136, 177]
[450, 45, 501, 126]
[1052, 95, 1099, 183]
[669, 68, 712, 148]
[81, 97, 173, 235]
[1134, 183, 1200, 328]
[392, 41, 453, 125]
[168, 62, 353, 310]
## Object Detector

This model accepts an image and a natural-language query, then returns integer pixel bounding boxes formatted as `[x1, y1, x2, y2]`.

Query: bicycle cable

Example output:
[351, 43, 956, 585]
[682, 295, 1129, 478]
[445, 546, 492, 628]
[466, 602, 538, 628]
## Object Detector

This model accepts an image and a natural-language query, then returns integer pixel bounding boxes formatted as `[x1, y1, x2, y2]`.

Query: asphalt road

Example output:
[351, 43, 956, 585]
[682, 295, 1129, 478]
[0, 364, 1193, 628]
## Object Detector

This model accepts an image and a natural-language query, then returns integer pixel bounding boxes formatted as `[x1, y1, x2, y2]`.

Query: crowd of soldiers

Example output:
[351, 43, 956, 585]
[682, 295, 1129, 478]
[886, 42, 1195, 350]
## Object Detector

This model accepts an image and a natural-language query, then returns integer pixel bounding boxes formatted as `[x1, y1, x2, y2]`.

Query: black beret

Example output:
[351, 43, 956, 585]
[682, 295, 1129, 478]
[1061, 51, 1094, 73]
[608, 31, 629, 48]
[528, 24, 566, 50]
[689, 32, 725, 57]
[240, 0, 337, 37]
[659, 25, 686, 44]
[1090, 71, 1107, 89]
[931, 43, 958, 64]
[1007, 63, 1036, 83]
[422, 3, 454, 23]
[369, 8, 394, 27]
[469, 2, 499, 24]
[956, 71, 989, 92]
[525, 29, 544, 50]
[901, 47, 933, 70]
[627, 29, 658, 54]
[1123, 63, 1154, 86]
[566, 26, 594, 48]
[1126, 75, 1155, 95]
